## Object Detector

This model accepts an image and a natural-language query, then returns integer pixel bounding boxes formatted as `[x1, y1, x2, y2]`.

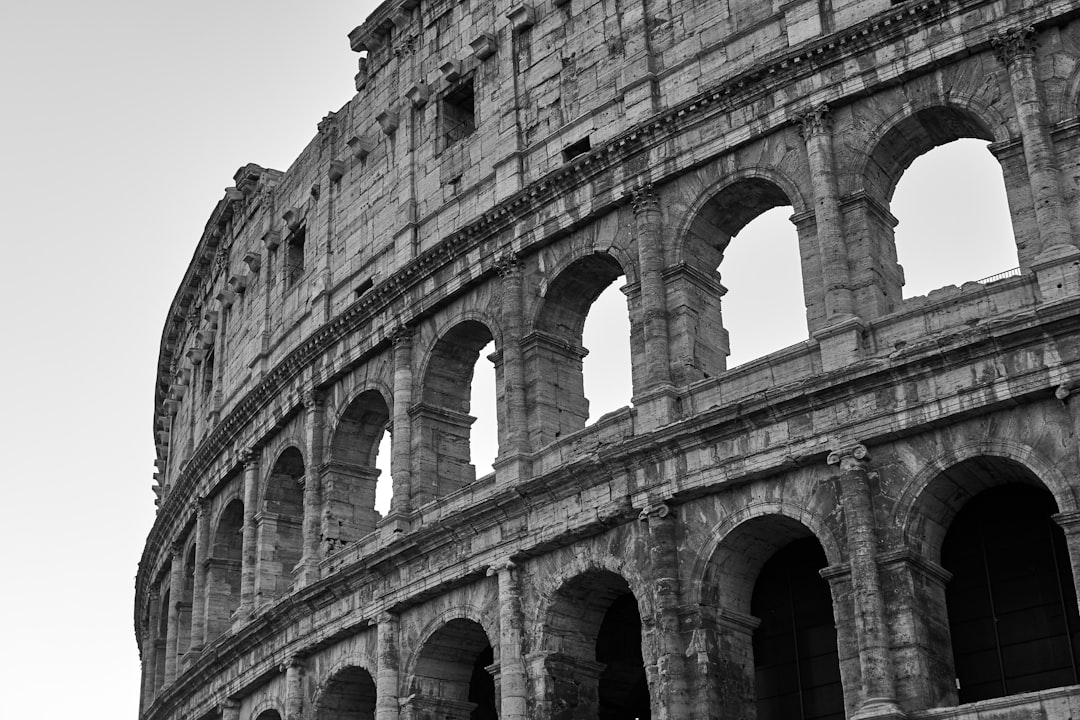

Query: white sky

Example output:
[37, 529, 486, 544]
[0, 2, 1016, 716]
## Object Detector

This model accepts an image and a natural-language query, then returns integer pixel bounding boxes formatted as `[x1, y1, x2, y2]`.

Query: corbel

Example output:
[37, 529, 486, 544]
[346, 135, 375, 161]
[185, 347, 206, 365]
[406, 82, 430, 109]
[242, 250, 261, 273]
[328, 159, 345, 182]
[262, 228, 281, 251]
[470, 33, 497, 60]
[506, 5, 536, 32]
[282, 207, 303, 233]
[440, 60, 462, 84]
[376, 109, 400, 135]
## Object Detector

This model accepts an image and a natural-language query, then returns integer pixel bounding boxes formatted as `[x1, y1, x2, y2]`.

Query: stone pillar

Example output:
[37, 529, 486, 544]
[642, 502, 690, 720]
[388, 326, 414, 527]
[376, 612, 401, 720]
[142, 589, 161, 710]
[221, 698, 240, 720]
[284, 656, 306, 720]
[489, 561, 527, 720]
[496, 255, 530, 474]
[827, 443, 903, 720]
[164, 542, 184, 685]
[189, 497, 210, 657]
[239, 448, 259, 619]
[797, 106, 855, 322]
[993, 27, 1075, 260]
[299, 391, 325, 585]
[631, 184, 672, 389]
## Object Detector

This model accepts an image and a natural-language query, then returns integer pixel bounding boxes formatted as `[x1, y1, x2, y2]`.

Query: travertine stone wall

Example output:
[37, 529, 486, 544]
[138, 0, 1080, 719]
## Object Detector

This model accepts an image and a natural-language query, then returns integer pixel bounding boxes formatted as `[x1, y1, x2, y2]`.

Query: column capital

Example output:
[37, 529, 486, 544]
[280, 654, 307, 673]
[301, 389, 325, 411]
[495, 252, 522, 278]
[195, 496, 210, 517]
[487, 559, 518, 576]
[239, 447, 260, 468]
[391, 324, 413, 347]
[629, 182, 660, 215]
[794, 104, 832, 138]
[170, 540, 184, 557]
[826, 442, 870, 470]
[992, 26, 1036, 67]
[376, 610, 400, 625]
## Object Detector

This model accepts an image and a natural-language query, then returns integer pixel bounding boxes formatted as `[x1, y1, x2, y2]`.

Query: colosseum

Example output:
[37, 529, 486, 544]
[136, 0, 1080, 718]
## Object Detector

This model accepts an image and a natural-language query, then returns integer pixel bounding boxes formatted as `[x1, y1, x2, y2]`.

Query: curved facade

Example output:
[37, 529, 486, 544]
[137, 0, 1080, 719]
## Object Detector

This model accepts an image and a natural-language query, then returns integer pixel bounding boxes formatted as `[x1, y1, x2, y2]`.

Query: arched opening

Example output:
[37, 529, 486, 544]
[530, 253, 631, 449]
[581, 279, 632, 422]
[542, 571, 650, 720]
[751, 538, 843, 720]
[326, 390, 391, 550]
[417, 320, 496, 506]
[861, 106, 1019, 311]
[255, 711, 283, 720]
[155, 588, 169, 690]
[177, 544, 195, 660]
[701, 515, 843, 720]
[469, 339, 497, 478]
[681, 178, 808, 374]
[257, 447, 305, 602]
[892, 139, 1018, 298]
[408, 618, 497, 720]
[315, 665, 377, 720]
[206, 498, 243, 639]
[942, 483, 1080, 703]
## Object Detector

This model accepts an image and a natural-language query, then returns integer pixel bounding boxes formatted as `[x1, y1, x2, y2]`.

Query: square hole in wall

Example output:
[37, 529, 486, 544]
[442, 78, 476, 148]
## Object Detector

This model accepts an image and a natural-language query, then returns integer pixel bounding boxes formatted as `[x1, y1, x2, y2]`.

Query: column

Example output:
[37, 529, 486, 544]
[163, 542, 183, 684]
[993, 27, 1075, 258]
[631, 184, 672, 389]
[496, 255, 530, 466]
[141, 589, 161, 711]
[797, 105, 855, 322]
[827, 443, 903, 719]
[388, 326, 414, 524]
[285, 656, 306, 720]
[239, 448, 259, 619]
[189, 497, 210, 657]
[489, 562, 527, 720]
[299, 391, 324, 585]
[376, 612, 401, 720]
[642, 502, 690, 720]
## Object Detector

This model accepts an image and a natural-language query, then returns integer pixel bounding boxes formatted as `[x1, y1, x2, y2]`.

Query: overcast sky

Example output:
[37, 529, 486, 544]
[0, 2, 1015, 716]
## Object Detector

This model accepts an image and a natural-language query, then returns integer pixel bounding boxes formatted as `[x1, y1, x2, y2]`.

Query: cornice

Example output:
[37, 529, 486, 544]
[140, 0, 1077, 638]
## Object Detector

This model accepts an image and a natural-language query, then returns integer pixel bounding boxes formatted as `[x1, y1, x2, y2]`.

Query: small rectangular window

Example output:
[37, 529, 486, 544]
[562, 136, 591, 162]
[442, 79, 476, 147]
[286, 229, 306, 288]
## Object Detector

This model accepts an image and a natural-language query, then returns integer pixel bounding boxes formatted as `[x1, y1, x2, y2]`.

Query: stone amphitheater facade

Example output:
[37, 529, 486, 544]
[136, 0, 1080, 718]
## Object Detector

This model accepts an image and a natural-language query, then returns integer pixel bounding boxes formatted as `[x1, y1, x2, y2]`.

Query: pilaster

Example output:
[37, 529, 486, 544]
[496, 254, 532, 482]
[387, 326, 414, 533]
[489, 561, 528, 720]
[376, 612, 400, 720]
[298, 390, 325, 586]
[188, 497, 210, 658]
[827, 443, 904, 720]
[164, 542, 184, 685]
[239, 448, 259, 619]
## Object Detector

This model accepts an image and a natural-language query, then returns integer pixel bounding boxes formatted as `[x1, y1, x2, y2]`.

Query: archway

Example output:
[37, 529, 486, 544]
[541, 570, 650, 720]
[416, 320, 496, 506]
[326, 390, 391, 550]
[205, 498, 243, 640]
[859, 105, 1019, 312]
[315, 665, 377, 720]
[408, 618, 497, 720]
[680, 177, 809, 374]
[257, 447, 305, 602]
[529, 253, 631, 449]
[942, 482, 1080, 703]
[701, 514, 843, 720]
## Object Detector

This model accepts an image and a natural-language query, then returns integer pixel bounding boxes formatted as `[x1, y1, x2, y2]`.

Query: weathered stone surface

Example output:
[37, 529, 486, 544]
[136, 1, 1080, 719]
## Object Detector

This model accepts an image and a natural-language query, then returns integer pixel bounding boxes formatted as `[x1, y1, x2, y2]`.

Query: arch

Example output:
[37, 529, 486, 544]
[324, 388, 392, 547]
[673, 171, 811, 374]
[528, 251, 632, 448]
[414, 319, 498, 506]
[206, 497, 244, 640]
[689, 500, 843, 608]
[854, 98, 1009, 203]
[248, 698, 285, 720]
[897, 442, 1079, 563]
[313, 662, 377, 720]
[537, 569, 651, 720]
[942, 483, 1080, 703]
[256, 446, 306, 603]
[405, 615, 497, 720]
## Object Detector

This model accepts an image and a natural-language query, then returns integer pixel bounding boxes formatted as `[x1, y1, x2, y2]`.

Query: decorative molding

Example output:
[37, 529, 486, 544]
[794, 103, 832, 138]
[991, 26, 1036, 67]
